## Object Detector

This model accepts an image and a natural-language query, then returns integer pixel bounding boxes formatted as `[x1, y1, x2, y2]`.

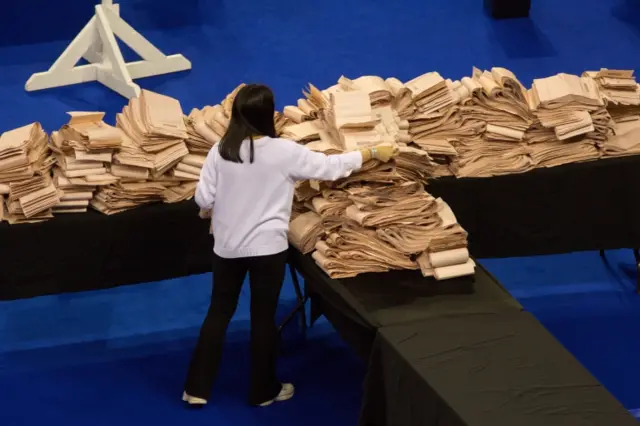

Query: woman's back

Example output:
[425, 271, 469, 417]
[210, 137, 296, 259]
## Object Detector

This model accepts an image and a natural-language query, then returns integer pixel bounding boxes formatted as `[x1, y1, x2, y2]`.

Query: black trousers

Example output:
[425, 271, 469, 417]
[184, 250, 287, 405]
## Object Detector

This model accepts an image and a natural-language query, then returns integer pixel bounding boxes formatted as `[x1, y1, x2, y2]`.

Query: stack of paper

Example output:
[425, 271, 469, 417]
[529, 73, 605, 139]
[116, 90, 189, 178]
[187, 82, 245, 144]
[188, 104, 228, 144]
[172, 153, 206, 182]
[60, 111, 123, 153]
[372, 105, 411, 145]
[410, 201, 475, 279]
[525, 73, 609, 168]
[462, 68, 532, 140]
[91, 181, 167, 215]
[91, 89, 199, 213]
[324, 91, 383, 151]
[337, 75, 393, 106]
[4, 174, 60, 223]
[0, 123, 53, 184]
[50, 112, 123, 213]
[281, 120, 323, 143]
[601, 119, 640, 157]
[584, 69, 640, 124]
[394, 144, 433, 183]
[288, 211, 325, 254]
[406, 72, 457, 115]
[402, 77, 476, 175]
[385, 77, 415, 119]
[0, 123, 57, 223]
[183, 111, 213, 154]
[290, 83, 327, 122]
[281, 79, 473, 281]
[303, 178, 473, 279]
[447, 68, 535, 177]
[452, 136, 533, 177]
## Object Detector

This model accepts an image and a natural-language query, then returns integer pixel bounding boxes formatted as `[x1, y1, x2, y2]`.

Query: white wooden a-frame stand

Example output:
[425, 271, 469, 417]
[25, 0, 191, 99]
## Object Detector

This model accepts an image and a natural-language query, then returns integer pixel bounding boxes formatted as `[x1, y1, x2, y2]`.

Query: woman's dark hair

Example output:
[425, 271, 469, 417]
[218, 84, 277, 163]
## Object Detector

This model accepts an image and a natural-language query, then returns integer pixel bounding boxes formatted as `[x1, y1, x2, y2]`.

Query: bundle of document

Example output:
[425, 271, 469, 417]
[0, 122, 53, 184]
[50, 112, 121, 213]
[583, 69, 640, 157]
[584, 69, 640, 124]
[287, 161, 474, 280]
[284, 85, 474, 280]
[446, 68, 534, 177]
[525, 73, 612, 168]
[92, 90, 198, 214]
[0, 123, 57, 223]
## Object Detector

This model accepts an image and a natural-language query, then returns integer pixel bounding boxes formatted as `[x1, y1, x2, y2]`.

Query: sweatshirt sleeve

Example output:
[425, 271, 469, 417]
[286, 141, 363, 182]
[195, 146, 217, 210]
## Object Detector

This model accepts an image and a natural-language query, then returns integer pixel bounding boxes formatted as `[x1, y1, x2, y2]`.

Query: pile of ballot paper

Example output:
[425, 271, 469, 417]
[583, 69, 640, 157]
[93, 89, 201, 214]
[0, 123, 57, 224]
[525, 73, 608, 168]
[8, 66, 640, 226]
[447, 68, 534, 177]
[284, 83, 475, 280]
[282, 76, 445, 181]
[585, 69, 640, 123]
[287, 159, 474, 279]
[50, 112, 121, 214]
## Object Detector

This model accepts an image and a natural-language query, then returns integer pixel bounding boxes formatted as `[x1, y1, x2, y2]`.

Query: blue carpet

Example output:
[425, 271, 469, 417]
[0, 273, 366, 426]
[2, 0, 640, 424]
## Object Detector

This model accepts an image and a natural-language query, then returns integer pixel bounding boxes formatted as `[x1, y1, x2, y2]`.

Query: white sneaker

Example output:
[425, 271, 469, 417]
[182, 391, 207, 406]
[258, 383, 295, 407]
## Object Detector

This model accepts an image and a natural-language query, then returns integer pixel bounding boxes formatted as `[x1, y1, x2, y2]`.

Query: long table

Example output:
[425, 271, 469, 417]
[289, 249, 517, 357]
[0, 201, 211, 300]
[289, 253, 636, 426]
[360, 312, 637, 426]
[2, 155, 639, 300]
[428, 155, 640, 258]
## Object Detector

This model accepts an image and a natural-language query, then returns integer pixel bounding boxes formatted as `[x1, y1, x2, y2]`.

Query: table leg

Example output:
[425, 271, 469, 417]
[634, 249, 640, 294]
[600, 249, 640, 294]
[277, 263, 308, 335]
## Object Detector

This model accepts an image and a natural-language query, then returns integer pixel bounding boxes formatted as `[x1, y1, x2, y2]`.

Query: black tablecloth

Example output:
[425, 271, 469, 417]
[4, 155, 640, 299]
[360, 312, 637, 426]
[290, 249, 522, 358]
[428, 155, 640, 258]
[0, 201, 212, 300]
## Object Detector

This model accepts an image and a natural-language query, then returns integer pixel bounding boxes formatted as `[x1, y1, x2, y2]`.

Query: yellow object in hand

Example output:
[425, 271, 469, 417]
[359, 144, 398, 163]
[371, 144, 398, 162]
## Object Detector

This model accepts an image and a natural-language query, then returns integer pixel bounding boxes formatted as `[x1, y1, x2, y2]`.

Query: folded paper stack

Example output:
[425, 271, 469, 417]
[50, 112, 121, 213]
[526, 73, 609, 168]
[285, 86, 474, 280]
[449, 68, 534, 177]
[288, 162, 474, 279]
[584, 69, 640, 157]
[585, 69, 640, 124]
[92, 89, 196, 214]
[7, 66, 640, 225]
[0, 123, 57, 223]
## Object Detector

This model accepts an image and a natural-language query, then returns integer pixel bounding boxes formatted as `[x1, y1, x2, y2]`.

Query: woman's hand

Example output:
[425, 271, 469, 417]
[358, 144, 398, 163]
[199, 209, 212, 219]
[371, 144, 398, 162]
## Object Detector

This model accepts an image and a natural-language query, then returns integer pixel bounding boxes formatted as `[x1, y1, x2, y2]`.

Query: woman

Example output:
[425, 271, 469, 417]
[184, 84, 396, 408]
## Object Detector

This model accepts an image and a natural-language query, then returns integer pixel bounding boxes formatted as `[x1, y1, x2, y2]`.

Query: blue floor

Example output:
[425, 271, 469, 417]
[2, 0, 640, 424]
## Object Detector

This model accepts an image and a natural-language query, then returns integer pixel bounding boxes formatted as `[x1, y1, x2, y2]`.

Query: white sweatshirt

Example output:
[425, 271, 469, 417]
[195, 137, 363, 259]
